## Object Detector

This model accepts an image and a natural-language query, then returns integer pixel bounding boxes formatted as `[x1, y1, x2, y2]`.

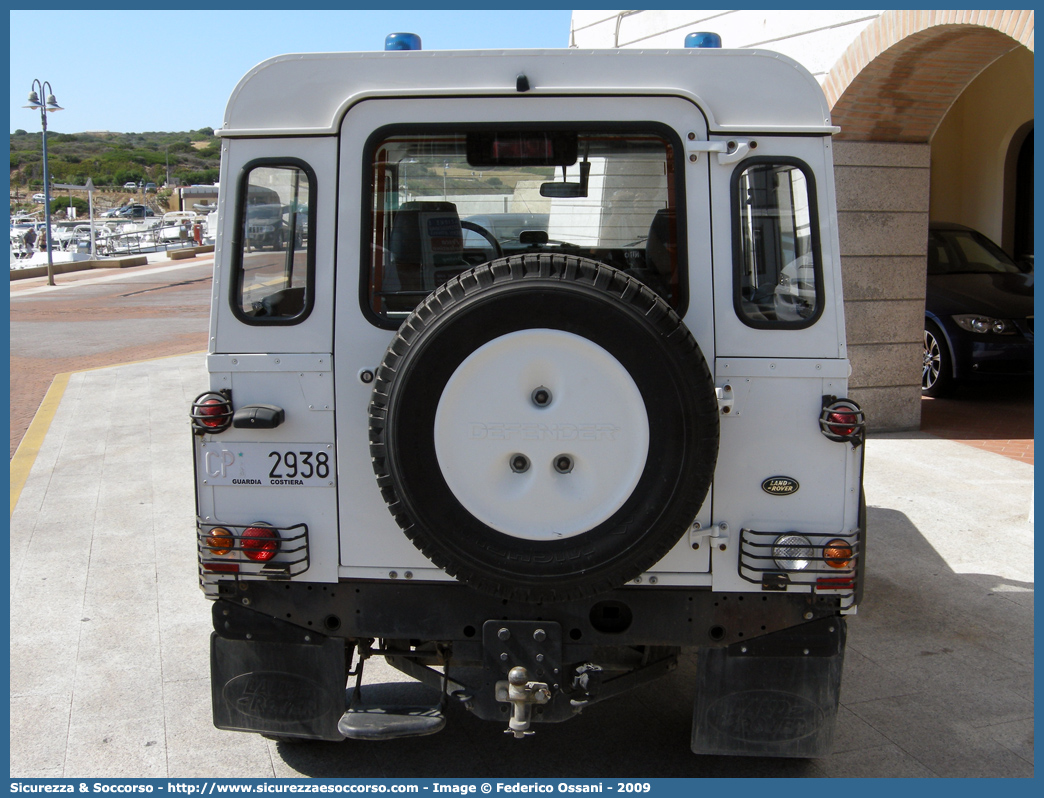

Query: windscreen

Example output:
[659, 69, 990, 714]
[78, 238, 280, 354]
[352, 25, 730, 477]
[365, 128, 683, 320]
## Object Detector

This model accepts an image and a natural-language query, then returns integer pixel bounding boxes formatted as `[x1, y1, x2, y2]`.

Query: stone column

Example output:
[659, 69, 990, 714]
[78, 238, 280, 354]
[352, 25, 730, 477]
[833, 141, 930, 432]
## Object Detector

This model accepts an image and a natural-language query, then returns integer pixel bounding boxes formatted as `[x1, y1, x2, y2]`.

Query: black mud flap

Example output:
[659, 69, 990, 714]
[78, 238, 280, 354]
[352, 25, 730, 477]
[691, 617, 846, 758]
[211, 603, 346, 741]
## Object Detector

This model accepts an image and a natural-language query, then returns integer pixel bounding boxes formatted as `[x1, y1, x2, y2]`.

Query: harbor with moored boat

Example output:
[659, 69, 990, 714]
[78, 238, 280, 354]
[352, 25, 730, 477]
[10, 185, 218, 272]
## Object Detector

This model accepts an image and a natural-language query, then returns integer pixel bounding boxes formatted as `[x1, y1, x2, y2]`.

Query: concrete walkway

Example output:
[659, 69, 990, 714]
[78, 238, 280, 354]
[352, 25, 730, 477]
[9, 354, 1034, 778]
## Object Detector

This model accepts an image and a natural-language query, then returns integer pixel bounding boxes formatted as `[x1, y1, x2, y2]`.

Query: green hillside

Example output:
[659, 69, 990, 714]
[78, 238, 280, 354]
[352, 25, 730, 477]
[10, 127, 220, 198]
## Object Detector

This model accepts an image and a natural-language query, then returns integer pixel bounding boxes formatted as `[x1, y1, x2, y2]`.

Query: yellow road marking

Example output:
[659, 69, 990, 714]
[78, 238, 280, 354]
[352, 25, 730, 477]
[10, 372, 70, 516]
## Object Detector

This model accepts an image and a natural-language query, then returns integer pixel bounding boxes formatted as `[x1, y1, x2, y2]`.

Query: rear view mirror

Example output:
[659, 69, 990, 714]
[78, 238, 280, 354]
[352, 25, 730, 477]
[540, 161, 591, 199]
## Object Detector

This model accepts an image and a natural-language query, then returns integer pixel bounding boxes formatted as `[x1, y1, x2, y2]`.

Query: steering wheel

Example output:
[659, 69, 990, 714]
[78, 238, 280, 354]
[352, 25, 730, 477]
[461, 221, 504, 261]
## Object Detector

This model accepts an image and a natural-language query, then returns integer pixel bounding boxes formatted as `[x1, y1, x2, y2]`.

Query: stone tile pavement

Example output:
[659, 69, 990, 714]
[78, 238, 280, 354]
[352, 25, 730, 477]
[9, 256, 212, 457]
[920, 381, 1034, 465]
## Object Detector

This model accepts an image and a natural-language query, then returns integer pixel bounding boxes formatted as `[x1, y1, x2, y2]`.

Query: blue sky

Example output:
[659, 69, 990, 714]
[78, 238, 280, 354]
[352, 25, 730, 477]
[10, 9, 574, 134]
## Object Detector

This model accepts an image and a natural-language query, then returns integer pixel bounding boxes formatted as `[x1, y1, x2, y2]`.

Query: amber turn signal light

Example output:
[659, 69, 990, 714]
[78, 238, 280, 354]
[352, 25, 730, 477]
[205, 527, 233, 556]
[823, 538, 853, 569]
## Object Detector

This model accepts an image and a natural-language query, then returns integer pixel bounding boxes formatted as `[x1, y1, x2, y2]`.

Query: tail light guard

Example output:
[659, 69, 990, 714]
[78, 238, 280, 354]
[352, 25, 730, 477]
[196, 519, 310, 598]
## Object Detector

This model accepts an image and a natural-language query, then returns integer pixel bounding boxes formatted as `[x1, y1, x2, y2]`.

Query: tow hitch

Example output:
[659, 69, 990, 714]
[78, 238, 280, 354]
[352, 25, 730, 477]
[484, 620, 562, 738]
[496, 667, 551, 738]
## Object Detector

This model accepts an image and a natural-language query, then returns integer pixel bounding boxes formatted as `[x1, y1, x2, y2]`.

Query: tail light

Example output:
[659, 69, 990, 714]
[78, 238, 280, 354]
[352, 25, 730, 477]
[191, 390, 233, 435]
[816, 576, 855, 591]
[202, 526, 238, 573]
[204, 562, 240, 573]
[823, 538, 854, 569]
[738, 528, 861, 609]
[205, 527, 233, 556]
[819, 397, 865, 446]
[242, 524, 280, 562]
[196, 521, 310, 596]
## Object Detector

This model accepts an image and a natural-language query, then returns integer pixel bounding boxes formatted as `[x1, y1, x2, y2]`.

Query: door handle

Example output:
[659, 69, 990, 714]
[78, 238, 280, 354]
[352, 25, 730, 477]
[232, 404, 285, 429]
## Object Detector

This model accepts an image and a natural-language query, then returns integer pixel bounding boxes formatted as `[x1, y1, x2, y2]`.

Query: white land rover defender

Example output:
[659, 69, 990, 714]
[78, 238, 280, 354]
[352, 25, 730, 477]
[192, 33, 866, 758]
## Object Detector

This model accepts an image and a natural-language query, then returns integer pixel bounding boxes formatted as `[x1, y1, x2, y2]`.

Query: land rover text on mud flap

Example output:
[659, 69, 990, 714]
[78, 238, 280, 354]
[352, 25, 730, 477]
[192, 34, 866, 757]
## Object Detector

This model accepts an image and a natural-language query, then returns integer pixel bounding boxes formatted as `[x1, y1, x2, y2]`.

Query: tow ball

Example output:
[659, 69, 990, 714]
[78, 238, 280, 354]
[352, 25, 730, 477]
[485, 620, 562, 737]
[496, 666, 551, 738]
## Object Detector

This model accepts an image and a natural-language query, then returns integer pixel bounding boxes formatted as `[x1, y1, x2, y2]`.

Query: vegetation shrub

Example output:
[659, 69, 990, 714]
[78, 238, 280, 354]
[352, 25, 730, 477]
[9, 129, 223, 190]
[49, 196, 90, 216]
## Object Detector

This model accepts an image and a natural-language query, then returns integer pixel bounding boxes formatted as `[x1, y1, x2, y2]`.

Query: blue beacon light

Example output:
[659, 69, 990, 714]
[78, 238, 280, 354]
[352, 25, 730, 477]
[385, 32, 422, 51]
[684, 32, 722, 48]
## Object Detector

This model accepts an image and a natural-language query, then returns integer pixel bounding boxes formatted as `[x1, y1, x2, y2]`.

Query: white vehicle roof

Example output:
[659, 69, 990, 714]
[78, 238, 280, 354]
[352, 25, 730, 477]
[221, 48, 834, 138]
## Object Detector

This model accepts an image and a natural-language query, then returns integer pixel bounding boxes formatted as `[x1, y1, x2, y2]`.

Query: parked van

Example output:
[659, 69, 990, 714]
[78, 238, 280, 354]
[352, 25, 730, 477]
[191, 36, 865, 757]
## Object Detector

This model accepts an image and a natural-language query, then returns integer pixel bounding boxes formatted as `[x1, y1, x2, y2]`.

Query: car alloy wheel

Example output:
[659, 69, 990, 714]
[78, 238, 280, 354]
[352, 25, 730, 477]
[922, 321, 953, 397]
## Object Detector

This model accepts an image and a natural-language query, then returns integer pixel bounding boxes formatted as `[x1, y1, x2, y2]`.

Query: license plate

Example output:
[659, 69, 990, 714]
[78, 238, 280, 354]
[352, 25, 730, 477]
[199, 441, 335, 487]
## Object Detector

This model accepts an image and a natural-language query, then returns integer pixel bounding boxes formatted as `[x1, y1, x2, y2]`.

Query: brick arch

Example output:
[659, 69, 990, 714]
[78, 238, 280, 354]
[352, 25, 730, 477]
[825, 10, 1034, 142]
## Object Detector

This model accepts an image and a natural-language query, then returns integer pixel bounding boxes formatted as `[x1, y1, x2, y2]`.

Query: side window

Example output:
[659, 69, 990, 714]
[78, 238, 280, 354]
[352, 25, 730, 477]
[232, 161, 314, 324]
[733, 159, 822, 328]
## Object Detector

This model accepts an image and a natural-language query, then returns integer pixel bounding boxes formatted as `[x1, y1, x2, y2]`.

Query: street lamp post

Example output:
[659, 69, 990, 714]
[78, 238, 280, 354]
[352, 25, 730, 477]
[24, 80, 63, 286]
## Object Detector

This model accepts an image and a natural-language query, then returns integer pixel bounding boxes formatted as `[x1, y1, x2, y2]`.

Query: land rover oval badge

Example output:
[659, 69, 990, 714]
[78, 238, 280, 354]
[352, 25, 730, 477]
[762, 476, 799, 496]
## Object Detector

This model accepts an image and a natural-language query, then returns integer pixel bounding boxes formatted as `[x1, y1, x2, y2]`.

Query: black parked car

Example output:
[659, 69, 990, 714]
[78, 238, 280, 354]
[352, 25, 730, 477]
[923, 222, 1033, 396]
[116, 204, 155, 219]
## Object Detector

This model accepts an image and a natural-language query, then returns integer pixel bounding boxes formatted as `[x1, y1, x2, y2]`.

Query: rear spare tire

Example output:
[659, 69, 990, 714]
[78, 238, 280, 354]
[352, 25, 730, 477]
[369, 254, 719, 603]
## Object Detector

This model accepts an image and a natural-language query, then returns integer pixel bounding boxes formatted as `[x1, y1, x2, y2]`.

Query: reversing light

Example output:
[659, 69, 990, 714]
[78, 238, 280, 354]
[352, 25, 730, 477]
[242, 524, 280, 562]
[773, 534, 813, 571]
[823, 538, 853, 569]
[385, 32, 422, 51]
[684, 32, 722, 48]
[819, 398, 865, 445]
[191, 390, 233, 435]
[206, 527, 233, 556]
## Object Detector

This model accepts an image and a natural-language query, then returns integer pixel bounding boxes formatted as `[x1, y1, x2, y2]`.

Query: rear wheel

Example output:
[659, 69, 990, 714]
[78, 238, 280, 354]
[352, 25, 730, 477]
[369, 254, 719, 603]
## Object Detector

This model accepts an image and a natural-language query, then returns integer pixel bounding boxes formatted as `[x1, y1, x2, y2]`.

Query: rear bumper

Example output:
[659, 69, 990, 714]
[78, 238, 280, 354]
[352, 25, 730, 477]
[212, 579, 844, 655]
[210, 586, 848, 738]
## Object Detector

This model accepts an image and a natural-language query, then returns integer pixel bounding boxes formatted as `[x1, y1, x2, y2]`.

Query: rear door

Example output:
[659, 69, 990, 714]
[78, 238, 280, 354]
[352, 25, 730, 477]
[705, 136, 862, 598]
[195, 136, 340, 583]
[333, 95, 715, 583]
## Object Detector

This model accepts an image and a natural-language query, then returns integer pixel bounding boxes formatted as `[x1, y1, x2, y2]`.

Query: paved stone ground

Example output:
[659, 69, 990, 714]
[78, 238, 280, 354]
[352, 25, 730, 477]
[920, 380, 1034, 464]
[9, 258, 213, 457]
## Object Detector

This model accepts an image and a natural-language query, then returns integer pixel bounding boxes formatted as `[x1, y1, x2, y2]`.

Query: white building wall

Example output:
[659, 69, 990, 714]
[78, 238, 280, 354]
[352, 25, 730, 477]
[570, 10, 881, 83]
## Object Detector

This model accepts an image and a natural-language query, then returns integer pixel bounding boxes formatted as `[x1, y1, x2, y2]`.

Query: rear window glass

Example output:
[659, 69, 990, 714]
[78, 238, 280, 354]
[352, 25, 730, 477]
[232, 161, 314, 324]
[733, 159, 822, 328]
[364, 127, 685, 323]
